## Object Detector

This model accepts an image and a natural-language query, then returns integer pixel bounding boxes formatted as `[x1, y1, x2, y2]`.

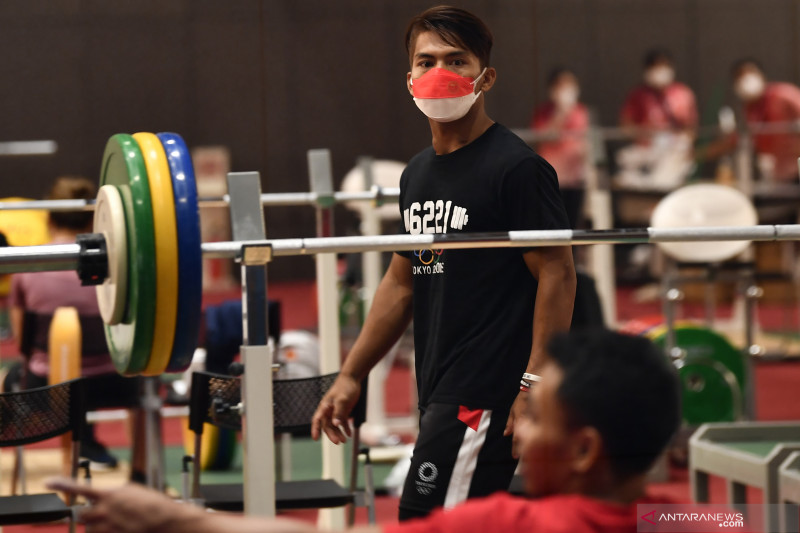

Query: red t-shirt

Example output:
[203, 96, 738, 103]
[620, 83, 697, 130]
[531, 102, 590, 188]
[745, 82, 800, 181]
[9, 237, 115, 377]
[383, 493, 656, 533]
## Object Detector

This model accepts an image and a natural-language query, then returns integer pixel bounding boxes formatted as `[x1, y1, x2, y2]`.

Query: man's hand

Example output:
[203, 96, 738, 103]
[46, 478, 200, 533]
[47, 478, 330, 533]
[310, 374, 361, 444]
[504, 392, 528, 458]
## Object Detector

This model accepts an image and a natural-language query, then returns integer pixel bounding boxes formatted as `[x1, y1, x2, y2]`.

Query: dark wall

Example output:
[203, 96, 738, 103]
[2, 0, 799, 279]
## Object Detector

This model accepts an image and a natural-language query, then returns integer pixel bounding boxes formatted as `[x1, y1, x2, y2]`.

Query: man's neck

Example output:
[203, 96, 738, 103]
[583, 472, 647, 505]
[429, 106, 494, 155]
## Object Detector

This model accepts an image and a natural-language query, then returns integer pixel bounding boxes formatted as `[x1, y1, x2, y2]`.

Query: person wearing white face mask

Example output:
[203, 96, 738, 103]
[311, 4, 576, 522]
[615, 48, 697, 192]
[731, 58, 800, 183]
[615, 49, 698, 282]
[620, 48, 698, 141]
[531, 68, 590, 229]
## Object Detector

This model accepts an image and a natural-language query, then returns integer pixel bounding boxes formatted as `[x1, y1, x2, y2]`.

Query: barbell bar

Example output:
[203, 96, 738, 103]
[2, 224, 800, 275]
[0, 187, 401, 212]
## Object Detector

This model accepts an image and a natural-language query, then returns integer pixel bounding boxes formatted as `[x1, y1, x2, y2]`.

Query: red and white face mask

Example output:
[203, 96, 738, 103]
[410, 67, 487, 122]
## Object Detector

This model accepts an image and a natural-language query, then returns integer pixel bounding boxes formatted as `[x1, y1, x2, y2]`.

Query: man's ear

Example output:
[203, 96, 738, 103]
[407, 72, 414, 96]
[571, 426, 603, 474]
[479, 67, 497, 93]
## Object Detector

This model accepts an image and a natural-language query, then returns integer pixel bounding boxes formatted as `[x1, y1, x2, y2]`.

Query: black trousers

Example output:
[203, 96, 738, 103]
[398, 402, 518, 521]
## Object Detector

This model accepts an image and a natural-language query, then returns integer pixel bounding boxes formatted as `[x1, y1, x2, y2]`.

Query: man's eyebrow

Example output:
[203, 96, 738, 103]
[413, 50, 468, 60]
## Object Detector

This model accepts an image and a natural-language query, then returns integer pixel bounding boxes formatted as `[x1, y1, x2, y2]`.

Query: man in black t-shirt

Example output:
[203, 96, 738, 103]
[312, 6, 576, 520]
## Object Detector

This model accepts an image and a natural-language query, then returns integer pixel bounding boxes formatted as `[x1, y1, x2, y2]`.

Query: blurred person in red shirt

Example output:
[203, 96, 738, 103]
[732, 57, 800, 183]
[50, 329, 683, 533]
[531, 68, 590, 228]
[620, 48, 697, 135]
[616, 48, 697, 190]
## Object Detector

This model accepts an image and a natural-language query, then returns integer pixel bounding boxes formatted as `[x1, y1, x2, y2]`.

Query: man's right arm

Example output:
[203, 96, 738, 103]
[311, 253, 413, 444]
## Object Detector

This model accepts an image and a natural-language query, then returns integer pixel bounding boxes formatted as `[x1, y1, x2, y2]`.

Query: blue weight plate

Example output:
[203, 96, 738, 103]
[157, 133, 202, 373]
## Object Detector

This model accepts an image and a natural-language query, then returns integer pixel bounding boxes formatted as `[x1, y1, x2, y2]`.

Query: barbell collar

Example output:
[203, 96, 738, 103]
[76, 233, 108, 286]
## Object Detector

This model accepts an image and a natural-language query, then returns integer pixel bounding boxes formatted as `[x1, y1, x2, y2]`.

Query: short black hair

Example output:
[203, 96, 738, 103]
[548, 329, 681, 480]
[47, 176, 95, 231]
[730, 57, 764, 78]
[643, 47, 673, 69]
[405, 5, 493, 68]
[546, 66, 576, 88]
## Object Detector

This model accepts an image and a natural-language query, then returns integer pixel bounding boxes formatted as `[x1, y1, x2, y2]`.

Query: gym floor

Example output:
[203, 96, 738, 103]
[1, 280, 799, 531]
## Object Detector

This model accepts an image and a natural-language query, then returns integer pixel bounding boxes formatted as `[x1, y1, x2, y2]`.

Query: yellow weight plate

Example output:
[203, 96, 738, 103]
[183, 421, 219, 471]
[133, 132, 178, 376]
[182, 420, 237, 471]
[0, 198, 49, 297]
[48, 306, 81, 476]
[48, 307, 82, 385]
[0, 198, 50, 246]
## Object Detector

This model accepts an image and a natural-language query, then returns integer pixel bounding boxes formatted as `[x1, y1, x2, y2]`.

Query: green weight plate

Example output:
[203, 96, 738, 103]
[210, 428, 238, 471]
[679, 359, 739, 425]
[648, 324, 746, 398]
[100, 134, 156, 375]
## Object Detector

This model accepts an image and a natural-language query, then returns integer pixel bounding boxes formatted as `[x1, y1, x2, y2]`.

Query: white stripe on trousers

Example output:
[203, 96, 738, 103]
[443, 409, 492, 509]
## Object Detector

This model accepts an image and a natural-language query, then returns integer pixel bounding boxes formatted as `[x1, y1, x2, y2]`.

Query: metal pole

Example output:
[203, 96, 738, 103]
[0, 189, 401, 212]
[308, 149, 346, 530]
[142, 377, 164, 490]
[583, 121, 617, 326]
[358, 157, 392, 442]
[228, 172, 276, 518]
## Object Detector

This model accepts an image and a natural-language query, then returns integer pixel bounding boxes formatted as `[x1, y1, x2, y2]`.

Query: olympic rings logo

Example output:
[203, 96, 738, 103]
[414, 249, 443, 265]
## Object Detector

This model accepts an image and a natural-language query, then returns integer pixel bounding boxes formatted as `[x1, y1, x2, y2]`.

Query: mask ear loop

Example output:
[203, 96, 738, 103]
[471, 67, 488, 91]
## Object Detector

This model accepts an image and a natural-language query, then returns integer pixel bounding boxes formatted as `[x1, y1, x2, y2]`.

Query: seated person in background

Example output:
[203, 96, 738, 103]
[616, 48, 697, 189]
[731, 57, 800, 183]
[531, 67, 590, 230]
[9, 176, 145, 477]
[51, 328, 681, 533]
[620, 48, 697, 136]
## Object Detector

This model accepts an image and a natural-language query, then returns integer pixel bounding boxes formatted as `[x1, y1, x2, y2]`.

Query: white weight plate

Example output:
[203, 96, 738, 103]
[340, 159, 405, 220]
[651, 183, 758, 263]
[94, 184, 128, 325]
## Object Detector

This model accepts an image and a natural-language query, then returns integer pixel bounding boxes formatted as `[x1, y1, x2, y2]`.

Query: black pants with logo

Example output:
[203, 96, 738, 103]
[398, 402, 518, 521]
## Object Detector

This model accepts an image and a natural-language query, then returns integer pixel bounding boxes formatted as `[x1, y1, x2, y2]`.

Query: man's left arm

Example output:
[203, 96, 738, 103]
[503, 245, 576, 446]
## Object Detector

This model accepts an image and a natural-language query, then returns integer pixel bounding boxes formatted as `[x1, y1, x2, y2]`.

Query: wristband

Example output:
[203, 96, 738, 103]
[519, 385, 530, 392]
[522, 373, 542, 383]
[520, 379, 531, 389]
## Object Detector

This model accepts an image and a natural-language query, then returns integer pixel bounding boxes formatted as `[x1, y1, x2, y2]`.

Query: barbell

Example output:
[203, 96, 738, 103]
[0, 188, 400, 211]
[2, 132, 800, 378]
